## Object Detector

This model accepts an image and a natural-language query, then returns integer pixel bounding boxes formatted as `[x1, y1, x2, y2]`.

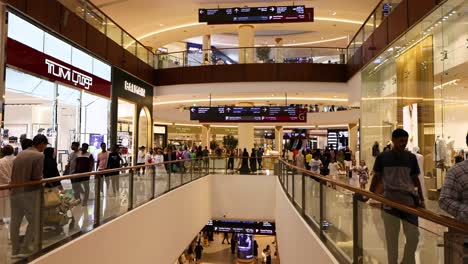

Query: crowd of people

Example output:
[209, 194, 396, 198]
[284, 145, 369, 189]
[0, 135, 127, 257]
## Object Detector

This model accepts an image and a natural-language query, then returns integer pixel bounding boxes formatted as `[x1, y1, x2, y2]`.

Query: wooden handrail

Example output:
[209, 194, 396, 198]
[278, 159, 468, 234]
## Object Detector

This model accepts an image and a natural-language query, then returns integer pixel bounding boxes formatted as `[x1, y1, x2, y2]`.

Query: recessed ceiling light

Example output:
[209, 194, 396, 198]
[332, 12, 337, 16]
[159, 23, 164, 27]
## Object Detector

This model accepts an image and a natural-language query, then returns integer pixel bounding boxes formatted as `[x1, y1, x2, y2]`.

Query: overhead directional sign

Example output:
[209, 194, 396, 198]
[199, 6, 314, 25]
[190, 106, 307, 123]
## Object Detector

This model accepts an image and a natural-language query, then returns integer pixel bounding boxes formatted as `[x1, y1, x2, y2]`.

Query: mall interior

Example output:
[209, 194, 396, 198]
[0, 0, 466, 263]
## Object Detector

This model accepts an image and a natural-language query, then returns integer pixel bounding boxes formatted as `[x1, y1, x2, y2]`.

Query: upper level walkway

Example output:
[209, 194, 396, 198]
[0, 156, 466, 263]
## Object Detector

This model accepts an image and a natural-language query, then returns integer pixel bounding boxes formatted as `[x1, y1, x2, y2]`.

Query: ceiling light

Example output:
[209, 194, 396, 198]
[332, 12, 337, 16]
[159, 23, 164, 27]
[284, 36, 348, 46]
[153, 97, 348, 106]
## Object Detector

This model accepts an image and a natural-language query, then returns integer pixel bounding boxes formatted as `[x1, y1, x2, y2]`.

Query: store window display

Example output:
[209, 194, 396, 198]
[361, 0, 467, 199]
[2, 12, 112, 170]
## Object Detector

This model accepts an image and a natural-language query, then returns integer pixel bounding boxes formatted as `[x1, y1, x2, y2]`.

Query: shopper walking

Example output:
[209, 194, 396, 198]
[195, 242, 203, 263]
[257, 148, 264, 169]
[253, 240, 259, 260]
[230, 234, 237, 254]
[96, 143, 109, 172]
[74, 143, 95, 206]
[239, 148, 250, 174]
[309, 154, 323, 175]
[264, 245, 272, 264]
[369, 128, 424, 264]
[0, 145, 15, 224]
[10, 134, 48, 257]
[222, 232, 230, 244]
[107, 145, 124, 196]
[43, 147, 62, 188]
[439, 133, 468, 223]
[358, 160, 369, 190]
[250, 148, 257, 173]
[227, 149, 235, 171]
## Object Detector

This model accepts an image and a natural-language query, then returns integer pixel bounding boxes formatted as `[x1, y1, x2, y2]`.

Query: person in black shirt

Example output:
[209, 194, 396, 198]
[106, 145, 123, 196]
[43, 147, 62, 189]
[257, 148, 264, 170]
[369, 129, 424, 264]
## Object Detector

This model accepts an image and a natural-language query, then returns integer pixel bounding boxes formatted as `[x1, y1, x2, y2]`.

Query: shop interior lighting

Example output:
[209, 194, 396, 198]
[153, 96, 347, 106]
[433, 79, 460, 90]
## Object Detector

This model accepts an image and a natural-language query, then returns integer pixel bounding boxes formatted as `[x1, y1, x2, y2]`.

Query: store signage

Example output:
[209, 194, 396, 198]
[124, 81, 146, 97]
[45, 59, 93, 90]
[168, 125, 202, 134]
[6, 38, 111, 98]
[199, 5, 313, 24]
[190, 106, 307, 123]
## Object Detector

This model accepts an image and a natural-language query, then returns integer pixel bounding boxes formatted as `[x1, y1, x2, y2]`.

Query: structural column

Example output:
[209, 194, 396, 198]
[274, 37, 284, 63]
[0, 4, 6, 130]
[202, 35, 211, 64]
[238, 124, 254, 152]
[275, 126, 283, 151]
[348, 123, 358, 154]
[201, 124, 210, 148]
[238, 25, 255, 64]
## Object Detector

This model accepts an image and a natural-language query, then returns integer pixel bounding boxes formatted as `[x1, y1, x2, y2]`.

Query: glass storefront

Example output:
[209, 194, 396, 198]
[117, 99, 135, 165]
[3, 12, 111, 170]
[361, 0, 467, 197]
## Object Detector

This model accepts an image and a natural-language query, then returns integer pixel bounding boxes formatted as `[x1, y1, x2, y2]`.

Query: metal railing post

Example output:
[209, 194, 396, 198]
[292, 169, 295, 201]
[128, 169, 134, 210]
[352, 194, 363, 264]
[190, 160, 193, 181]
[319, 180, 325, 240]
[94, 174, 102, 225]
[168, 164, 172, 190]
[302, 173, 306, 215]
[151, 165, 156, 199]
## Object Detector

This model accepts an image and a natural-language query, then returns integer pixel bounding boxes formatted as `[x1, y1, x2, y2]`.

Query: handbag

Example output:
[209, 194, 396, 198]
[43, 187, 61, 208]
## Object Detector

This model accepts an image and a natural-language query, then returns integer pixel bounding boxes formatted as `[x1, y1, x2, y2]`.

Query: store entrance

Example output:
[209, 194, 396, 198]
[3, 67, 110, 171]
[117, 99, 136, 165]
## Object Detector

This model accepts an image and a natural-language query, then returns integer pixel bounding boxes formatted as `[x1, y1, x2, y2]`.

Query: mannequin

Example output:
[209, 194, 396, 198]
[446, 136, 455, 166]
[413, 146, 427, 200]
[435, 135, 447, 165]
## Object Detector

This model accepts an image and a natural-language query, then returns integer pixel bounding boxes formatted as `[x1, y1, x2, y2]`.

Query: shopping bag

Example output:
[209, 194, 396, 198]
[43, 187, 61, 208]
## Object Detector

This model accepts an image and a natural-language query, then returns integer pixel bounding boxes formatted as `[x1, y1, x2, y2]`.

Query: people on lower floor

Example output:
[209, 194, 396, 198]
[0, 145, 15, 223]
[195, 242, 203, 262]
[222, 232, 230, 244]
[10, 135, 48, 257]
[230, 234, 237, 254]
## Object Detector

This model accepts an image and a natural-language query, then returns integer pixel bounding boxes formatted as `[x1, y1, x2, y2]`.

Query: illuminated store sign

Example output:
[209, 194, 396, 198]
[124, 81, 146, 97]
[46, 59, 93, 90]
[6, 38, 111, 97]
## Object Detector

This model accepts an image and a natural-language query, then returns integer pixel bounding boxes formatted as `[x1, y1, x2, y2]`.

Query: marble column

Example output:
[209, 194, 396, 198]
[238, 124, 254, 152]
[238, 25, 255, 63]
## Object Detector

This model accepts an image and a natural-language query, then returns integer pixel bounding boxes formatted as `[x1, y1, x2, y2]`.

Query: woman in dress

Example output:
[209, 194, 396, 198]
[239, 148, 250, 174]
[250, 148, 257, 173]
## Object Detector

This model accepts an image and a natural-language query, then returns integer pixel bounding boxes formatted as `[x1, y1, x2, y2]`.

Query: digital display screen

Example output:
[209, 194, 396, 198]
[203, 220, 276, 235]
[199, 6, 313, 24]
[237, 234, 254, 260]
[190, 106, 307, 123]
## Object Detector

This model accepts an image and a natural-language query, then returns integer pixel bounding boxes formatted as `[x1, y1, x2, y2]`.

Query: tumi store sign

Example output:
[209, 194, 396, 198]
[6, 38, 111, 98]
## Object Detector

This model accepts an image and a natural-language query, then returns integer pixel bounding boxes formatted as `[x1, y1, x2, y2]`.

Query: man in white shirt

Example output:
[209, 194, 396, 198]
[309, 154, 323, 175]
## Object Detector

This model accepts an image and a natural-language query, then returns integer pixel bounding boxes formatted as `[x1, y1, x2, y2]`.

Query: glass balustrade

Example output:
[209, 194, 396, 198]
[0, 156, 466, 263]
